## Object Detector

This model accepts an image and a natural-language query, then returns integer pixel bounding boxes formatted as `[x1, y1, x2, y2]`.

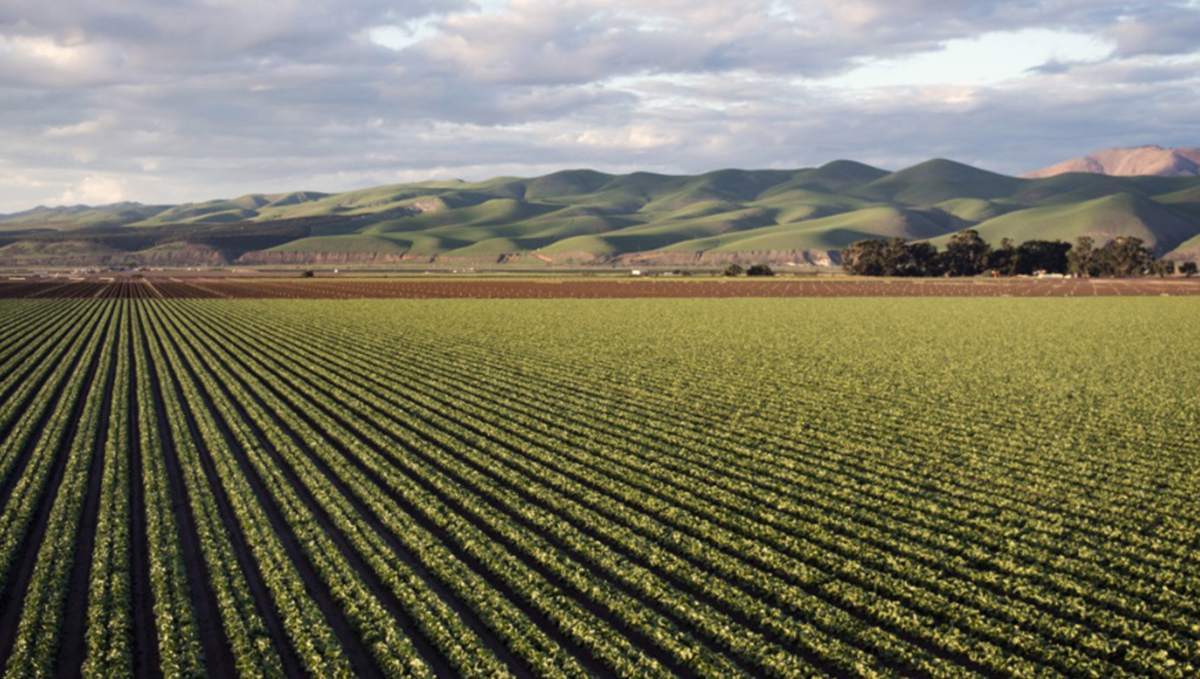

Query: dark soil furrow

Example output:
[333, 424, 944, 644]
[281, 305, 1193, 672]
[147, 307, 341, 679]
[271, 302, 1200, 631]
[0, 301, 81, 387]
[172, 323, 456, 679]
[187, 304, 857, 678]
[160, 313, 399, 679]
[183, 314, 534, 679]
[128, 319, 164, 679]
[0, 303, 105, 508]
[137, 309, 238, 678]
[170, 306, 656, 677]
[57, 303, 122, 679]
[279, 350, 904, 679]
[0, 306, 114, 671]
[214, 342, 727, 678]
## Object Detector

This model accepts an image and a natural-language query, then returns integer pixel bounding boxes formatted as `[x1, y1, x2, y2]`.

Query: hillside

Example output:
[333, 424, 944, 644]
[966, 193, 1198, 253]
[1022, 146, 1200, 179]
[3, 158, 1200, 267]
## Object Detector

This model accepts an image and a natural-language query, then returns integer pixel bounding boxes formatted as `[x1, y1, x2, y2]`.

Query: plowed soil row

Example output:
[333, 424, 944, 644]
[2, 297, 1198, 678]
[3, 277, 1200, 299]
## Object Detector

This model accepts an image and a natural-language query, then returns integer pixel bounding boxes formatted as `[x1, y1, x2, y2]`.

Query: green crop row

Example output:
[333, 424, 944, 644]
[0, 296, 1196, 678]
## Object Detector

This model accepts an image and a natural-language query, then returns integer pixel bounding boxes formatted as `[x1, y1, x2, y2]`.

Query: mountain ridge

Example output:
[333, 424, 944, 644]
[1022, 145, 1200, 179]
[3, 157, 1200, 266]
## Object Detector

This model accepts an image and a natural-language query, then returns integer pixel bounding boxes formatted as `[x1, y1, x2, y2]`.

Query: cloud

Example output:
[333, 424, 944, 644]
[0, 31, 126, 87]
[1, 0, 1199, 213]
[1025, 59, 1075, 75]
[1106, 5, 1200, 57]
[567, 124, 682, 151]
[56, 175, 128, 205]
[44, 114, 114, 138]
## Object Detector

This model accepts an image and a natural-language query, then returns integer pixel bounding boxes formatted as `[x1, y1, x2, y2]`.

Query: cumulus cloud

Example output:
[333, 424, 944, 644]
[1106, 5, 1200, 57]
[1, 0, 1199, 213]
[56, 175, 128, 205]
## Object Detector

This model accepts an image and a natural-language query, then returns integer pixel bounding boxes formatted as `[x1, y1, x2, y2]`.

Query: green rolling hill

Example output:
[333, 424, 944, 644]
[3, 158, 1199, 267]
[658, 206, 945, 254]
[937, 192, 1200, 254]
[848, 159, 1022, 205]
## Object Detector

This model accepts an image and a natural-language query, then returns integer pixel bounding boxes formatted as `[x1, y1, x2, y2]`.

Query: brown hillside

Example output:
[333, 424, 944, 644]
[1022, 145, 1200, 178]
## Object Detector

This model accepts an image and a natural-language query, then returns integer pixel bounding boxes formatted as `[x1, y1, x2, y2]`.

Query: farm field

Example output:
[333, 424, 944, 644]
[3, 275, 1200, 299]
[0, 294, 1198, 678]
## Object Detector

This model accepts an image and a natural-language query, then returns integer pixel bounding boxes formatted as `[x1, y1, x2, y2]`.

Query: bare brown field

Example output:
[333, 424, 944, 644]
[2, 276, 1199, 299]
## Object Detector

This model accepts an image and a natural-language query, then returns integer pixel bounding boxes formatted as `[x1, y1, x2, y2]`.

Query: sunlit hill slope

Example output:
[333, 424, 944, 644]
[3, 158, 1200, 266]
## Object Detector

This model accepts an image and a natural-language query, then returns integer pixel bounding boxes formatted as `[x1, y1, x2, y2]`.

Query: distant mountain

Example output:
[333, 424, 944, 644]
[0, 202, 168, 230]
[2, 159, 1199, 267]
[0, 202, 146, 221]
[1022, 146, 1200, 178]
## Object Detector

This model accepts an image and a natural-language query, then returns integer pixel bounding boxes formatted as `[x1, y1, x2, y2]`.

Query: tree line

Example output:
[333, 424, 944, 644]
[723, 263, 775, 277]
[841, 231, 1194, 277]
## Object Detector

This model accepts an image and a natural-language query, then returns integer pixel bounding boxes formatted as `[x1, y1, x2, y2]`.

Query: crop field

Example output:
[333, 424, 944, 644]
[3, 275, 1200, 300]
[0, 294, 1197, 678]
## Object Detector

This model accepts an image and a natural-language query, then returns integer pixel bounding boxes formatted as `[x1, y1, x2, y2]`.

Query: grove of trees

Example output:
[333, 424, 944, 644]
[723, 264, 775, 276]
[841, 231, 1173, 277]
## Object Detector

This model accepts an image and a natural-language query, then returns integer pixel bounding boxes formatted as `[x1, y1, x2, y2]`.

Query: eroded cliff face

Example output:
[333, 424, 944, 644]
[614, 250, 840, 267]
[0, 242, 233, 267]
[138, 244, 230, 266]
[0, 241, 841, 269]
[230, 247, 843, 267]
[234, 251, 420, 265]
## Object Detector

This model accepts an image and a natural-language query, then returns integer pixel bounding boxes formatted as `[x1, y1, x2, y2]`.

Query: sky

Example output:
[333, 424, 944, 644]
[1, 0, 1199, 213]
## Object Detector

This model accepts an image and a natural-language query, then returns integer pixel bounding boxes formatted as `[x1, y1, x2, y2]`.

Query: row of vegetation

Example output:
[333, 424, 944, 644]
[0, 297, 1197, 677]
[722, 264, 775, 277]
[841, 231, 1196, 277]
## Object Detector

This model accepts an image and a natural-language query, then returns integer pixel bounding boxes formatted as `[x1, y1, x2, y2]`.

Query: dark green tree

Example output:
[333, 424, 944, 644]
[1151, 260, 1175, 277]
[841, 240, 889, 276]
[1180, 261, 1198, 277]
[881, 237, 911, 276]
[883, 239, 940, 277]
[843, 238, 944, 276]
[746, 264, 775, 277]
[940, 229, 991, 276]
[986, 238, 1017, 276]
[723, 263, 745, 276]
[1067, 236, 1098, 277]
[904, 241, 942, 277]
[1096, 237, 1154, 277]
[1013, 240, 1071, 275]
